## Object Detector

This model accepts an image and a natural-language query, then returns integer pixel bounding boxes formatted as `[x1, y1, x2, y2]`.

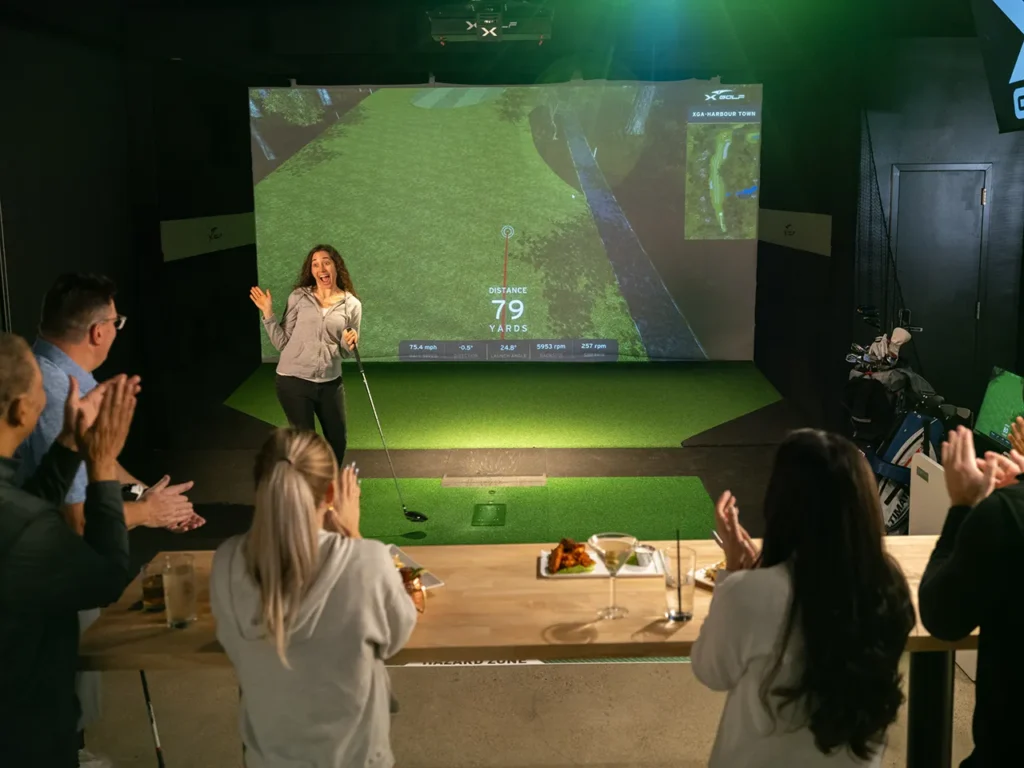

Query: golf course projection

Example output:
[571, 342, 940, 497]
[685, 123, 761, 240]
[249, 81, 763, 362]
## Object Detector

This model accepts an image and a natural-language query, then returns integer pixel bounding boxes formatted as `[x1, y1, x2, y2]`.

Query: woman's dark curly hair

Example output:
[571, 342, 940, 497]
[758, 429, 915, 760]
[294, 244, 358, 298]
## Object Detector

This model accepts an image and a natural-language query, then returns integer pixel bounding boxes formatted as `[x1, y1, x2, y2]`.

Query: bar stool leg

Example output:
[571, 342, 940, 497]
[139, 671, 166, 767]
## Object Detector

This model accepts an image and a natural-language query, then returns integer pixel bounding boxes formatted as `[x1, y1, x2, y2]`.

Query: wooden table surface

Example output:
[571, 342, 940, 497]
[78, 536, 977, 670]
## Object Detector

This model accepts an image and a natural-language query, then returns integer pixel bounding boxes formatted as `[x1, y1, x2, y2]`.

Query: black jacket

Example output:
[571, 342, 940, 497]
[919, 482, 1024, 768]
[0, 442, 130, 768]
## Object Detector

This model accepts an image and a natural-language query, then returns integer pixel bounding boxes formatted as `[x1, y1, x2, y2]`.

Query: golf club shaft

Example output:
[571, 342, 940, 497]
[349, 340, 407, 509]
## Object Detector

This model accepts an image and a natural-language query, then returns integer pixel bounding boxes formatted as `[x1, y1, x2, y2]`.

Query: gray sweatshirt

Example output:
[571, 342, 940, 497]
[211, 531, 417, 768]
[263, 288, 363, 382]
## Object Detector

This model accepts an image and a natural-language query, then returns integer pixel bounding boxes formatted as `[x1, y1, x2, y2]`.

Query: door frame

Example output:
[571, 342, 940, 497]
[888, 162, 993, 403]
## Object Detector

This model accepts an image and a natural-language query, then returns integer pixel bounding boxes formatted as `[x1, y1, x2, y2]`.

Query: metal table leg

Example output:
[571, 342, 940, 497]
[139, 670, 166, 767]
[907, 651, 954, 768]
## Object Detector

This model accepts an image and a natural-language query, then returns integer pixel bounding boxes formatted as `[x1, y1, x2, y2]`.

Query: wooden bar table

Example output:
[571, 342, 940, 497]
[80, 536, 976, 767]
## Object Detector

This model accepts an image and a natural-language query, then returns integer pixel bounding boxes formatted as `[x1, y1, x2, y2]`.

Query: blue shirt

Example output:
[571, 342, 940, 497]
[15, 339, 98, 504]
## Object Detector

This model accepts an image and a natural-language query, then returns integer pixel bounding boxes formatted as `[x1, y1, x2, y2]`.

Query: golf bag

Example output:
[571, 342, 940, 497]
[845, 331, 970, 534]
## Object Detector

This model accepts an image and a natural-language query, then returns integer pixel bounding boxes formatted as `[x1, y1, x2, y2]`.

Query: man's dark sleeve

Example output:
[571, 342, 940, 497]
[19, 441, 82, 508]
[918, 496, 998, 641]
[0, 482, 130, 613]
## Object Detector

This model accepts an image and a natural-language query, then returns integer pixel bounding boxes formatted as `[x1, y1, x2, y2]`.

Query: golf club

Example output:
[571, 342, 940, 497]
[346, 328, 428, 523]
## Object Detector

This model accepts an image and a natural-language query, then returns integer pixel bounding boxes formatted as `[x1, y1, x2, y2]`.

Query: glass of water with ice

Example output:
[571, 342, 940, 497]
[163, 553, 197, 629]
[660, 546, 696, 622]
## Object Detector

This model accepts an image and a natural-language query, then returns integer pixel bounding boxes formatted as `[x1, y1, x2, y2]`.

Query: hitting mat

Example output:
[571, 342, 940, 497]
[357, 476, 714, 547]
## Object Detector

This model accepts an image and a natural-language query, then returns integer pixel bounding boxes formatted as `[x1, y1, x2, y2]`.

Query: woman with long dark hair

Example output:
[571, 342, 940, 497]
[692, 429, 915, 767]
[250, 245, 362, 464]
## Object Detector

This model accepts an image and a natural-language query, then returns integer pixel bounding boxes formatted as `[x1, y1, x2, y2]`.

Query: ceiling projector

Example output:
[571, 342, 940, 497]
[426, 2, 554, 44]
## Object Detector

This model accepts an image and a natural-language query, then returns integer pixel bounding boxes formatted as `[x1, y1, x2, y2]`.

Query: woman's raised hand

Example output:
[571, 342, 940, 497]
[250, 287, 273, 319]
[714, 490, 758, 572]
[327, 463, 362, 539]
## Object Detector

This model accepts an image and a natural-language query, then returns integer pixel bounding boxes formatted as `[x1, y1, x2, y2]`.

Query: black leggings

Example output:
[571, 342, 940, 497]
[274, 375, 348, 464]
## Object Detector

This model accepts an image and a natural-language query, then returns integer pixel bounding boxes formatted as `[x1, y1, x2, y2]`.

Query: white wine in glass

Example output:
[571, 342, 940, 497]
[588, 532, 638, 620]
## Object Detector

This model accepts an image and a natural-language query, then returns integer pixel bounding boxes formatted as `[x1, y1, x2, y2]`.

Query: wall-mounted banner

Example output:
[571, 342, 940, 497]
[972, 0, 1024, 133]
[160, 213, 255, 262]
[758, 209, 832, 257]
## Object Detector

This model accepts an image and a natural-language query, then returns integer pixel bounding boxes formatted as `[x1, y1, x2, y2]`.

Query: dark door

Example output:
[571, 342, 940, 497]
[890, 164, 990, 409]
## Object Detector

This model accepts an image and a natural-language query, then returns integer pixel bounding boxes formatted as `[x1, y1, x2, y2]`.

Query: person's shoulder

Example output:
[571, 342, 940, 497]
[286, 287, 310, 305]
[0, 493, 65, 548]
[345, 294, 363, 309]
[212, 535, 246, 578]
[717, 564, 792, 610]
[35, 355, 70, 397]
[971, 485, 1024, 536]
[340, 538, 401, 584]
[349, 538, 392, 567]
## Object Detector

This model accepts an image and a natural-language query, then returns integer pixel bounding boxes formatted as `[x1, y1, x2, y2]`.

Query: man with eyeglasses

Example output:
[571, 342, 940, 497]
[14, 273, 202, 767]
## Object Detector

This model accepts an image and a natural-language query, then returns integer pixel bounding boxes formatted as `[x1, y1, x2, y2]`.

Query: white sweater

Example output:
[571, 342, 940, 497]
[691, 565, 883, 768]
[211, 531, 417, 768]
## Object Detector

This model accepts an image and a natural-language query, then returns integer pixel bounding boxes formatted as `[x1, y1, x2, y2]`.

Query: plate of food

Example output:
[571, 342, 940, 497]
[389, 545, 444, 590]
[695, 559, 726, 590]
[538, 538, 663, 578]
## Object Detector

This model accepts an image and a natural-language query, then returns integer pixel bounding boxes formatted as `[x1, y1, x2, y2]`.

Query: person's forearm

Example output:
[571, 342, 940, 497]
[919, 505, 979, 640]
[22, 440, 82, 507]
[116, 462, 144, 487]
[262, 312, 290, 350]
[123, 499, 149, 530]
[63, 502, 86, 536]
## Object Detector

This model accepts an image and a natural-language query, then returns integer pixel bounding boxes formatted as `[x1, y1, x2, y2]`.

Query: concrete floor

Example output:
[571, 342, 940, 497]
[87, 657, 975, 767]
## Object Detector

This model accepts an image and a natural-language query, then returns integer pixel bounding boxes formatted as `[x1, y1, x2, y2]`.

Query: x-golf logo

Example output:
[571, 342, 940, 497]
[705, 89, 744, 102]
[994, 0, 1024, 118]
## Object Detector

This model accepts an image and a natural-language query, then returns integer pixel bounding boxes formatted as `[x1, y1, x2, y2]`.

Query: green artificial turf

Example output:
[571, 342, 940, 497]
[225, 361, 779, 449]
[358, 476, 714, 547]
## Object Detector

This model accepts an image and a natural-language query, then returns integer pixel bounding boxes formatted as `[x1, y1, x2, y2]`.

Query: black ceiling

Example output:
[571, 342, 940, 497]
[1, 0, 978, 83]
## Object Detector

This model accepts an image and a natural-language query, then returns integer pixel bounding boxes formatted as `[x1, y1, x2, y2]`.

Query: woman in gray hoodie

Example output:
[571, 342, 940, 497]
[211, 428, 417, 768]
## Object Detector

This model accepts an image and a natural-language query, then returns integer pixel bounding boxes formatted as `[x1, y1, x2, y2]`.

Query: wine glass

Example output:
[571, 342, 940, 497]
[588, 532, 638, 620]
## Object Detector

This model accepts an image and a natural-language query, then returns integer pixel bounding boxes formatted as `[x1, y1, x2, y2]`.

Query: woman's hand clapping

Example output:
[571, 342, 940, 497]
[326, 463, 361, 539]
[714, 490, 758, 572]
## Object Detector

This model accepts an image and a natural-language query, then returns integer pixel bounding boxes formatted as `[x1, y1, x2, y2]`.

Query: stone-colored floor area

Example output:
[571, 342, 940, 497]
[87, 658, 975, 767]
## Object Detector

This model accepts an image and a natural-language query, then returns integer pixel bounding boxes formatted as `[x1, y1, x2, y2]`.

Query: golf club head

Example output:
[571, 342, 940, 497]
[403, 507, 428, 523]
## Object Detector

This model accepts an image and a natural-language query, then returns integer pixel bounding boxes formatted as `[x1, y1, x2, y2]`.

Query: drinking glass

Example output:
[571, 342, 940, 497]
[588, 532, 638, 620]
[163, 554, 197, 629]
[661, 546, 696, 622]
[141, 561, 164, 613]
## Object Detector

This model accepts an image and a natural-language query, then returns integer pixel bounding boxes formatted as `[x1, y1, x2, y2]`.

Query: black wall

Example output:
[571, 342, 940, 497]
[864, 38, 1024, 402]
[0, 27, 258, 453]
[753, 66, 861, 430]
[147, 64, 258, 450]
[0, 26, 160, 457]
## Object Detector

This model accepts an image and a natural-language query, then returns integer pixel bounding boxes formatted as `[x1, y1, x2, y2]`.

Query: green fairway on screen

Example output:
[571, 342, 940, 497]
[249, 82, 763, 362]
[975, 367, 1024, 450]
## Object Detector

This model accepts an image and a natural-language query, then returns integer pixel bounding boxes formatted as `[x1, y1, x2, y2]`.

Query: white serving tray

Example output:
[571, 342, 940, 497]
[389, 544, 445, 590]
[538, 544, 663, 579]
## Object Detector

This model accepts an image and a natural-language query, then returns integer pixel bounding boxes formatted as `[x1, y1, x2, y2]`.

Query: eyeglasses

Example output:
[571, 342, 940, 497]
[102, 315, 127, 331]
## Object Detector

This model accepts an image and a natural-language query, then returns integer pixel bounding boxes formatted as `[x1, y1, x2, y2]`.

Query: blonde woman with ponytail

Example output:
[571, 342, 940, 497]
[210, 429, 417, 768]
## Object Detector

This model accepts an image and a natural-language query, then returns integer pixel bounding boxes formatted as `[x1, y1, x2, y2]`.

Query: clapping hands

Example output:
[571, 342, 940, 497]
[942, 427, 1000, 508]
[140, 475, 205, 532]
[59, 375, 141, 450]
[1009, 417, 1024, 455]
[714, 490, 758, 572]
[325, 463, 361, 538]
